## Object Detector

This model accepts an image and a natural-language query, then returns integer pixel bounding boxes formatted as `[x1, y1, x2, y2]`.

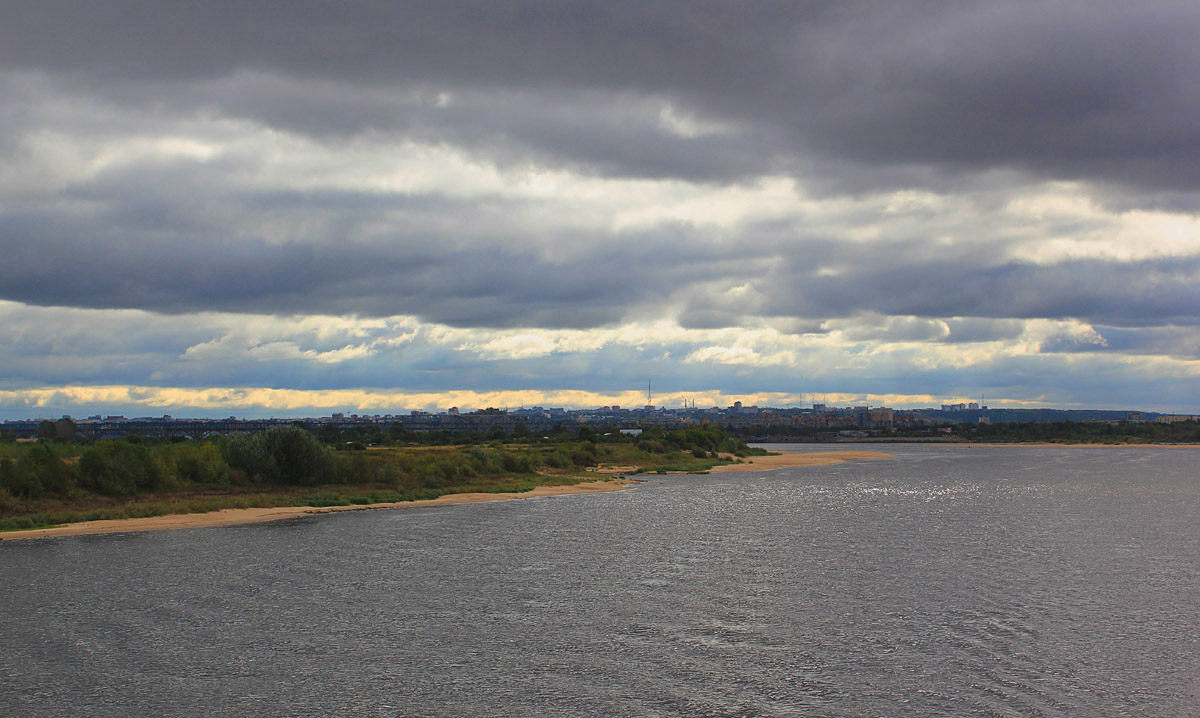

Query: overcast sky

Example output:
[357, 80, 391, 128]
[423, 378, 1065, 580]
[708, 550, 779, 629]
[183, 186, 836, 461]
[2, 1, 1199, 418]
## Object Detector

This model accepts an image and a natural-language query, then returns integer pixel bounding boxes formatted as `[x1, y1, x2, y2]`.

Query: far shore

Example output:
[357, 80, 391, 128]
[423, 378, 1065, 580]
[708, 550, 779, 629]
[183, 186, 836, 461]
[1, 449, 896, 541]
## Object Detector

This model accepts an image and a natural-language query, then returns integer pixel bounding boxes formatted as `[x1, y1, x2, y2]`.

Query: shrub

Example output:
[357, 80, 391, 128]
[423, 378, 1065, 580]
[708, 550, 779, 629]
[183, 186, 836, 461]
[169, 442, 230, 486]
[501, 451, 536, 473]
[0, 457, 40, 500]
[78, 440, 162, 496]
[225, 426, 331, 485]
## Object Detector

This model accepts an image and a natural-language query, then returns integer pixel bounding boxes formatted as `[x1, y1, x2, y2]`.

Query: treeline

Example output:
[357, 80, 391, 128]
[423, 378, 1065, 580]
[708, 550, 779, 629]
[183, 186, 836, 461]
[1, 424, 760, 529]
[959, 420, 1200, 444]
[0, 426, 536, 503]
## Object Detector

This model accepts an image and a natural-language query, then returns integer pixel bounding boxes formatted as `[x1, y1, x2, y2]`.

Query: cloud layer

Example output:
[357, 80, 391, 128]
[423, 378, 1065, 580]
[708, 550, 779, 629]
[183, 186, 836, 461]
[2, 1, 1198, 416]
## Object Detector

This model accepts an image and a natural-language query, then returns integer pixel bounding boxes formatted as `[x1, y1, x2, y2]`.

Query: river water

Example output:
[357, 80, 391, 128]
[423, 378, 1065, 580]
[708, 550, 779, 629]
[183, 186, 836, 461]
[2, 444, 1198, 717]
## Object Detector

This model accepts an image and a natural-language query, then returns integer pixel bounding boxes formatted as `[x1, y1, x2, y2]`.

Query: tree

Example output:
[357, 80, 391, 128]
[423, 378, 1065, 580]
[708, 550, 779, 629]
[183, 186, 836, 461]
[317, 423, 343, 445]
[263, 425, 327, 485]
[224, 426, 330, 485]
[78, 440, 162, 496]
[54, 418, 77, 442]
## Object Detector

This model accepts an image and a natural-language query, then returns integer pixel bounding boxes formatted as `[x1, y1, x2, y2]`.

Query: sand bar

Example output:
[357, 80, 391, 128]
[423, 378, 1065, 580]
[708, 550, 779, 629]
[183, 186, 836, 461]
[710, 449, 893, 472]
[0, 479, 633, 542]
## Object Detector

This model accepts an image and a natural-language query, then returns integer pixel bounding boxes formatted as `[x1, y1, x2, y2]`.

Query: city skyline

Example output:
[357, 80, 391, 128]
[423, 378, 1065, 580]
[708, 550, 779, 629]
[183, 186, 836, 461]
[3, 2, 1200, 419]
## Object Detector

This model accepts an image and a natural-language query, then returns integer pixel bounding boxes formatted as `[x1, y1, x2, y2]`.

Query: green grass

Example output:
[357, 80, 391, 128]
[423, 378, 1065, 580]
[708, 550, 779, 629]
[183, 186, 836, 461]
[0, 474, 595, 533]
[1, 424, 763, 532]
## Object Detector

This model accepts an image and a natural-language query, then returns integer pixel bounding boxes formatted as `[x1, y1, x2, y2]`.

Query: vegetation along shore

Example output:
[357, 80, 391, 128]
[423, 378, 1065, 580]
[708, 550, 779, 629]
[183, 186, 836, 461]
[3, 424, 874, 539]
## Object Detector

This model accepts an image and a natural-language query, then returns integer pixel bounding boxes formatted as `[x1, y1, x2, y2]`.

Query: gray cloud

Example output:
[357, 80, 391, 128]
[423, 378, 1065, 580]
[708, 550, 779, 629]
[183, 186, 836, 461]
[0, 195, 747, 327]
[772, 254, 1200, 327]
[2, 1, 1198, 193]
[4, 174, 1197, 330]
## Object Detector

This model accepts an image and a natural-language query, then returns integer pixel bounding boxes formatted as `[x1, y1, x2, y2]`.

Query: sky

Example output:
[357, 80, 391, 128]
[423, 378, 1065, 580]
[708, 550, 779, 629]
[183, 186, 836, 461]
[2, 0, 1199, 419]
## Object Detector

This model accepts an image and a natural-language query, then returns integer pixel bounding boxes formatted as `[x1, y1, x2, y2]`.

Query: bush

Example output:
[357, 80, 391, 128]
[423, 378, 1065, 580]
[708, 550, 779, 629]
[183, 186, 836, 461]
[0, 457, 40, 500]
[501, 451, 536, 473]
[543, 448, 570, 469]
[169, 442, 230, 486]
[0, 486, 19, 513]
[78, 440, 162, 496]
[225, 426, 331, 485]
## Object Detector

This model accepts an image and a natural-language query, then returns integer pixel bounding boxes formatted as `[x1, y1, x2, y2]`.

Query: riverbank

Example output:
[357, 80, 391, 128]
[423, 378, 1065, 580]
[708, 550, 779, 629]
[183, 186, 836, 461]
[0, 450, 900, 541]
[0, 478, 635, 541]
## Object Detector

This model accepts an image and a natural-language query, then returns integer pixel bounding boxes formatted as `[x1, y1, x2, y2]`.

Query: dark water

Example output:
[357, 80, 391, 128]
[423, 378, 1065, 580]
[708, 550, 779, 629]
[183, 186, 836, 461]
[3, 445, 1199, 717]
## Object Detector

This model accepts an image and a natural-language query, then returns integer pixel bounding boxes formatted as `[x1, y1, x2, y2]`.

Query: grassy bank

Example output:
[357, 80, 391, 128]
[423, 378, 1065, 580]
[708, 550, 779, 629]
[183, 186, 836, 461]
[1, 425, 764, 532]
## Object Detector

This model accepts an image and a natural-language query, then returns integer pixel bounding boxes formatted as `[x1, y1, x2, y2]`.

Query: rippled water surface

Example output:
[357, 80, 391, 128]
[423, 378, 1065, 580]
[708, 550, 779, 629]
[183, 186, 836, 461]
[3, 445, 1199, 717]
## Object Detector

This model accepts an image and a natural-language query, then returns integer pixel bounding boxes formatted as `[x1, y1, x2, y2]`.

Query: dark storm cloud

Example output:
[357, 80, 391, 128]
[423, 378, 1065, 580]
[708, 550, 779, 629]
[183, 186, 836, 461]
[1083, 325, 1200, 359]
[5, 171, 1194, 331]
[0, 199, 749, 328]
[762, 250, 1200, 327]
[667, 223, 1200, 329]
[2, 0, 1199, 350]
[3, 1, 1199, 192]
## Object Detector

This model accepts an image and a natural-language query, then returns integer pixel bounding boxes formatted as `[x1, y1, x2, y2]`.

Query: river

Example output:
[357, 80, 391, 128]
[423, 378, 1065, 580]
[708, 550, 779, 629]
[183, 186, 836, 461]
[2, 444, 1198, 717]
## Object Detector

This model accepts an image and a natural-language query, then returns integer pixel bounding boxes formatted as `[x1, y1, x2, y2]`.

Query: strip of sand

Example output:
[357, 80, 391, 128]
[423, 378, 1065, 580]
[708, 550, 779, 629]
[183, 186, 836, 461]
[1, 450, 893, 541]
[0, 479, 633, 542]
[710, 449, 893, 472]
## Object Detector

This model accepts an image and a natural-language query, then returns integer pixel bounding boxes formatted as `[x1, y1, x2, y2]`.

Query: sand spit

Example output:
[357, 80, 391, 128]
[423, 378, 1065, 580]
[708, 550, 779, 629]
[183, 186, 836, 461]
[0, 479, 634, 542]
[710, 450, 893, 472]
[1, 450, 899, 541]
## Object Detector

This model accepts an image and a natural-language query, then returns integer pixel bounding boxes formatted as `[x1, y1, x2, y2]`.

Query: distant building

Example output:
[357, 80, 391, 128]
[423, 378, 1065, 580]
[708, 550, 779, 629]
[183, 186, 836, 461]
[1155, 414, 1197, 424]
[856, 407, 894, 428]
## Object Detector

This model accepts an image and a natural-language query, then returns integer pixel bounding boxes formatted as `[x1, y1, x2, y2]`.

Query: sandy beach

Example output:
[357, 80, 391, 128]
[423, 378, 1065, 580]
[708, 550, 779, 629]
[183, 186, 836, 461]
[0, 449, 894, 541]
[0, 479, 634, 542]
